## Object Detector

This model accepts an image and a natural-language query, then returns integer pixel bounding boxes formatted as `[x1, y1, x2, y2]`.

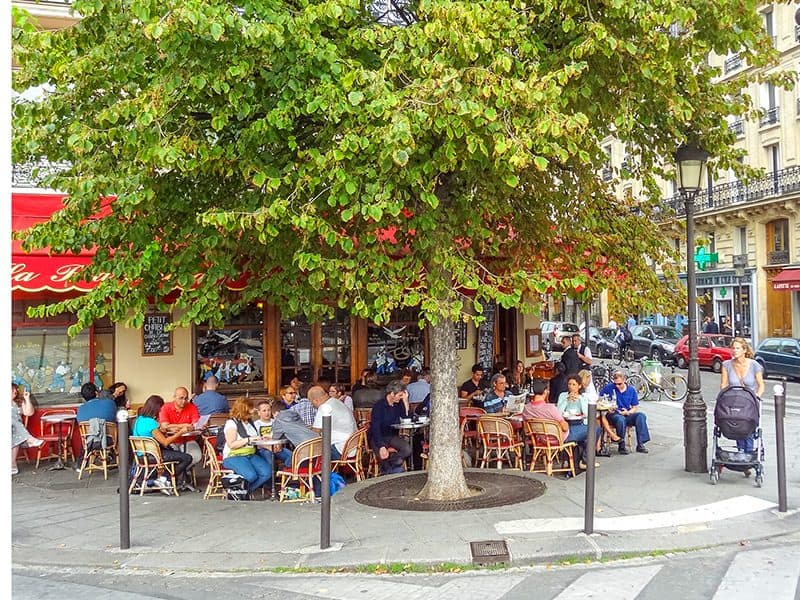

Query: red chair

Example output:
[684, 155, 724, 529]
[459, 407, 486, 450]
[276, 438, 322, 502]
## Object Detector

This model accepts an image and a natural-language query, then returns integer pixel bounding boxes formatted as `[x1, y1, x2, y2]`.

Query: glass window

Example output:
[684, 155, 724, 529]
[279, 309, 351, 386]
[367, 308, 425, 376]
[196, 304, 264, 387]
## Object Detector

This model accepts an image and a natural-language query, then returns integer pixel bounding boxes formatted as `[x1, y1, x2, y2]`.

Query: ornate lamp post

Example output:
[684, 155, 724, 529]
[676, 143, 710, 473]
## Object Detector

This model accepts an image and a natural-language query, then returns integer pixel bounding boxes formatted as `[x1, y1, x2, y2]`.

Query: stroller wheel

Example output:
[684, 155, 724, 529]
[743, 468, 752, 478]
[709, 469, 719, 485]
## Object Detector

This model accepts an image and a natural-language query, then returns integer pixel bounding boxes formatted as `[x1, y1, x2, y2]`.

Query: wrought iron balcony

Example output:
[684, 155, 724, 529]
[729, 119, 744, 137]
[723, 54, 742, 74]
[665, 165, 800, 217]
[11, 160, 71, 188]
[601, 166, 613, 181]
[767, 250, 790, 265]
[759, 106, 780, 127]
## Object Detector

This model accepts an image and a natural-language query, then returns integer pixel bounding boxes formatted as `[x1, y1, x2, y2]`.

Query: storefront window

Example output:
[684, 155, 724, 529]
[367, 308, 425, 376]
[196, 304, 264, 388]
[12, 298, 113, 407]
[280, 309, 351, 386]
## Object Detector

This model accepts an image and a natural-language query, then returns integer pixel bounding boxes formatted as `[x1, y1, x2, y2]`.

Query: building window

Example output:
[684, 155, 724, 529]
[367, 308, 425, 377]
[280, 309, 351, 386]
[12, 298, 113, 407]
[760, 83, 780, 127]
[724, 52, 742, 74]
[196, 304, 264, 388]
[766, 218, 790, 265]
[762, 7, 774, 46]
[601, 145, 612, 181]
[735, 226, 748, 256]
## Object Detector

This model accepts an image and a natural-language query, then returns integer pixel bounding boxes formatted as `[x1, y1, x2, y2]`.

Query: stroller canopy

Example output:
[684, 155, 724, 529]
[714, 386, 760, 440]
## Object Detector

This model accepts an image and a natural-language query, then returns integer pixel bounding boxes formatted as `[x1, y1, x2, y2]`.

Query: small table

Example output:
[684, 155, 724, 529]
[176, 430, 203, 491]
[595, 406, 615, 457]
[40, 413, 76, 471]
[252, 438, 286, 501]
[391, 421, 429, 471]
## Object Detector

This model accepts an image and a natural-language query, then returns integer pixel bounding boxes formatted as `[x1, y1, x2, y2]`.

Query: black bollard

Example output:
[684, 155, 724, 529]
[584, 400, 597, 534]
[117, 410, 130, 550]
[773, 380, 787, 513]
[320, 413, 332, 549]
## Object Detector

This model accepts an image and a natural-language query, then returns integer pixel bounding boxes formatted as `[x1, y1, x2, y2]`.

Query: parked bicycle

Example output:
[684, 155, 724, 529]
[591, 360, 640, 390]
[611, 345, 635, 365]
[635, 360, 688, 401]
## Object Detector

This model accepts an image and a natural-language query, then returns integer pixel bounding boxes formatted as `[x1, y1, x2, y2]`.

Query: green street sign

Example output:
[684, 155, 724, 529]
[693, 246, 719, 271]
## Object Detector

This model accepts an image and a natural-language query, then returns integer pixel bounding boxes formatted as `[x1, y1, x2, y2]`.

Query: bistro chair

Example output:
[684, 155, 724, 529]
[332, 426, 369, 482]
[77, 420, 118, 480]
[524, 418, 576, 477]
[207, 413, 231, 428]
[128, 436, 180, 496]
[34, 408, 77, 469]
[353, 407, 372, 429]
[276, 437, 322, 503]
[202, 437, 234, 500]
[476, 415, 523, 470]
[460, 407, 486, 452]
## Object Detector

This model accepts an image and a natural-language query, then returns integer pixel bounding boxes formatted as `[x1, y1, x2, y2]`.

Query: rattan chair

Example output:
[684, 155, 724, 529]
[76, 420, 118, 480]
[477, 415, 523, 469]
[332, 426, 368, 481]
[128, 436, 180, 496]
[276, 437, 322, 502]
[524, 418, 576, 476]
[202, 437, 234, 500]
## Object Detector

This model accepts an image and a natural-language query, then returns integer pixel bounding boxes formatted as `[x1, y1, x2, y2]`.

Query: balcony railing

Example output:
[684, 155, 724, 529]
[796, 24, 800, 43]
[665, 165, 800, 217]
[601, 166, 613, 181]
[760, 106, 780, 127]
[11, 160, 71, 188]
[729, 119, 744, 137]
[767, 250, 790, 265]
[723, 53, 742, 74]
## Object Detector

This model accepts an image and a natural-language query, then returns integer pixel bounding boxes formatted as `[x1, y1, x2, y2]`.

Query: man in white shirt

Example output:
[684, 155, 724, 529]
[309, 385, 356, 460]
[406, 368, 431, 405]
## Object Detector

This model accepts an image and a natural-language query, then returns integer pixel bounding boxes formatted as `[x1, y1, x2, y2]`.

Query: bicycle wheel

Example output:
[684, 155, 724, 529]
[626, 374, 650, 400]
[660, 373, 688, 401]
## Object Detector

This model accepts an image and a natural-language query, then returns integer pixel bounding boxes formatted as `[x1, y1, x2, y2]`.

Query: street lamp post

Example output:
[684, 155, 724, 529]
[676, 143, 710, 473]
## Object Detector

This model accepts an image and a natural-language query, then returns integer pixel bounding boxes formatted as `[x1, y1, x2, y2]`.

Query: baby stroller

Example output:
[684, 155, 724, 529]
[709, 386, 764, 487]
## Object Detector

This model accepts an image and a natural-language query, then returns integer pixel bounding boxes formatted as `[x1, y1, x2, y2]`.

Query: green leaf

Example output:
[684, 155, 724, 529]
[347, 91, 364, 106]
[392, 149, 409, 166]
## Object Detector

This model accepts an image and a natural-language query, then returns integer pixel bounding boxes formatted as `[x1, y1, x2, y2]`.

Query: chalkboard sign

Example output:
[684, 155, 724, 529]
[455, 320, 467, 350]
[475, 301, 496, 371]
[142, 313, 173, 356]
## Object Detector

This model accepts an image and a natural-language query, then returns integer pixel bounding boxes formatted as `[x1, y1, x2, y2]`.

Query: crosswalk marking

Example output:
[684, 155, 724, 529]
[711, 546, 800, 600]
[553, 564, 663, 600]
[495, 495, 777, 534]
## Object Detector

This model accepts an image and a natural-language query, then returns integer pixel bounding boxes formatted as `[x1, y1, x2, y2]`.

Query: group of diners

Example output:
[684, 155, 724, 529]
[458, 335, 650, 471]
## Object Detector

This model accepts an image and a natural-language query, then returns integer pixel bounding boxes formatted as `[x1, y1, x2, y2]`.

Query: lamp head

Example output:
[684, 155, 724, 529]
[676, 144, 710, 194]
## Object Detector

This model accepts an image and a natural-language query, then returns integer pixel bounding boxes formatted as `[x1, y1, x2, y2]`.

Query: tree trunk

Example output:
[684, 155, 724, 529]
[417, 319, 472, 500]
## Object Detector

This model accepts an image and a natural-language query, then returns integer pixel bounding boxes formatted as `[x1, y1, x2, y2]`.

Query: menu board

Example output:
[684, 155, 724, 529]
[454, 320, 467, 350]
[142, 313, 173, 356]
[475, 301, 496, 371]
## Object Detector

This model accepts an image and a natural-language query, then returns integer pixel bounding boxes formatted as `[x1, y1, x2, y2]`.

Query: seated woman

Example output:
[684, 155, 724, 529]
[11, 384, 44, 475]
[222, 397, 272, 497]
[556, 375, 595, 468]
[132, 395, 193, 493]
[578, 369, 620, 446]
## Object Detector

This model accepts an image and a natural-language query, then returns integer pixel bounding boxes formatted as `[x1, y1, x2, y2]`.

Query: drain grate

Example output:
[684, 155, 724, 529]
[470, 540, 510, 565]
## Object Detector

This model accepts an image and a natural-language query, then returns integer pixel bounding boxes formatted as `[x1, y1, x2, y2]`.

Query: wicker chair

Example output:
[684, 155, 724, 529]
[202, 437, 234, 500]
[524, 419, 576, 477]
[276, 437, 322, 502]
[76, 420, 118, 480]
[332, 426, 368, 481]
[128, 436, 180, 496]
[476, 415, 523, 469]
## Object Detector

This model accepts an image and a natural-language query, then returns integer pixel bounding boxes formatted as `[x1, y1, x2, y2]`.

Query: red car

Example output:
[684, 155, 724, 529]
[673, 334, 734, 373]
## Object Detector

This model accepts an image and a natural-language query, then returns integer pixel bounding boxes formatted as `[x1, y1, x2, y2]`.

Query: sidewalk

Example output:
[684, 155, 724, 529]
[12, 401, 800, 573]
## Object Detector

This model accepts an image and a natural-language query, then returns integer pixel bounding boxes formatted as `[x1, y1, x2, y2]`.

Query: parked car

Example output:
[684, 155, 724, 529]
[673, 334, 734, 372]
[630, 325, 682, 363]
[754, 337, 800, 381]
[587, 326, 618, 358]
[540, 321, 580, 352]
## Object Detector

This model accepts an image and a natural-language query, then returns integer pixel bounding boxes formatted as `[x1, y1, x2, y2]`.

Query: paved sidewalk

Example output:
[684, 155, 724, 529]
[12, 401, 800, 573]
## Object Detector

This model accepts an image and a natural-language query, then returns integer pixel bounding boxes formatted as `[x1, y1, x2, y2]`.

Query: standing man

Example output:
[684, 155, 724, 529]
[599, 371, 650, 455]
[459, 364, 488, 404]
[571, 333, 593, 368]
[192, 375, 228, 415]
[706, 316, 720, 334]
[406, 367, 431, 405]
[627, 314, 637, 330]
[559, 335, 582, 375]
[608, 317, 618, 330]
[368, 380, 412, 475]
[310, 385, 356, 460]
[158, 387, 204, 480]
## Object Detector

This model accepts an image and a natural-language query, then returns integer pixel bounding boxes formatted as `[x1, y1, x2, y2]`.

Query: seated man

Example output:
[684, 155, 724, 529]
[368, 380, 412, 475]
[309, 385, 357, 460]
[289, 386, 317, 427]
[270, 400, 317, 465]
[192, 376, 229, 415]
[75, 382, 118, 470]
[158, 387, 203, 490]
[459, 363, 488, 405]
[477, 373, 510, 414]
[522, 380, 568, 440]
[599, 371, 650, 454]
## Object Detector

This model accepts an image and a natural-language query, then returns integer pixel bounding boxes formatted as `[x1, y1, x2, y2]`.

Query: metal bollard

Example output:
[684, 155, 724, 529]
[584, 399, 597, 534]
[773, 380, 787, 513]
[320, 412, 332, 549]
[117, 409, 130, 550]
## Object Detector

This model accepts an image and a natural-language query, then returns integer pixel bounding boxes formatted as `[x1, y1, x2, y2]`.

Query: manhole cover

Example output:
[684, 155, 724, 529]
[470, 540, 510, 565]
[354, 470, 545, 511]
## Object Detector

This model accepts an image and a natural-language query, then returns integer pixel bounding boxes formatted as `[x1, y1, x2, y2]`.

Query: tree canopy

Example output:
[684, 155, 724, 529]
[12, 0, 787, 331]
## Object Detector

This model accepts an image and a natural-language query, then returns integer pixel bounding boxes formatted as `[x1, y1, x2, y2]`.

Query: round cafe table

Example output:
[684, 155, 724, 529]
[40, 412, 76, 471]
[252, 438, 286, 501]
[391, 421, 429, 471]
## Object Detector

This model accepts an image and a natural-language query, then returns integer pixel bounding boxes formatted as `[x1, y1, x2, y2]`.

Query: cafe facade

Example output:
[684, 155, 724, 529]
[12, 190, 546, 409]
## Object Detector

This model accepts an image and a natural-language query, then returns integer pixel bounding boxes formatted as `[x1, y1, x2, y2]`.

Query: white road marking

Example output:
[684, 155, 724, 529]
[553, 564, 663, 600]
[711, 545, 800, 600]
[257, 574, 526, 600]
[495, 495, 777, 534]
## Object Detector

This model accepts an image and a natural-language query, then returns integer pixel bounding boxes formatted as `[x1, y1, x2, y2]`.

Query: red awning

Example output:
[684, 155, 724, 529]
[772, 268, 800, 292]
[12, 193, 110, 293]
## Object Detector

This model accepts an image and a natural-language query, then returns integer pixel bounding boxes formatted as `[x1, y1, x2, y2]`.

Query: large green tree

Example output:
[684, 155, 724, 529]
[13, 0, 786, 499]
